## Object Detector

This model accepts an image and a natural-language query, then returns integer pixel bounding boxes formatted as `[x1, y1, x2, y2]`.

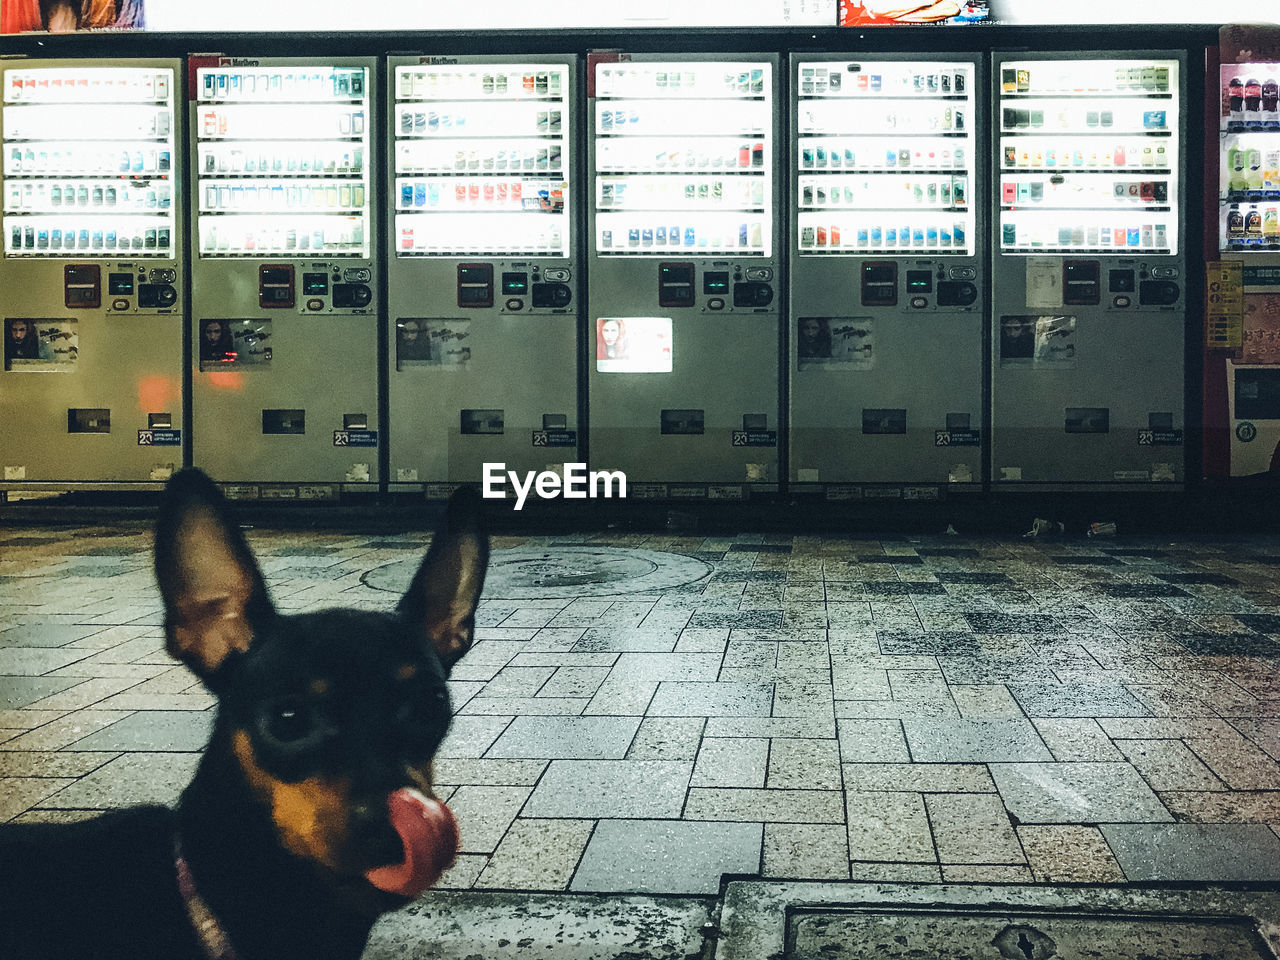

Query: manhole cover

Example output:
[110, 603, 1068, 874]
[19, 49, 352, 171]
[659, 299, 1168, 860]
[363, 546, 712, 599]
[787, 909, 1270, 960]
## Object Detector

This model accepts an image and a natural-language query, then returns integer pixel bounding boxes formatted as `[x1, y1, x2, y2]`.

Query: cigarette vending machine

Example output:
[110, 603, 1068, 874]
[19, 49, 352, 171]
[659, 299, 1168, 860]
[1219, 58, 1280, 475]
[587, 54, 780, 495]
[990, 53, 1187, 488]
[1, 60, 183, 489]
[189, 57, 378, 492]
[789, 55, 982, 494]
[386, 55, 577, 491]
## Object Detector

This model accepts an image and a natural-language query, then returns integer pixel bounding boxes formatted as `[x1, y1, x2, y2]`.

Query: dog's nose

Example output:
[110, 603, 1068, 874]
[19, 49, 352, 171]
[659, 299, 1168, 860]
[350, 798, 403, 865]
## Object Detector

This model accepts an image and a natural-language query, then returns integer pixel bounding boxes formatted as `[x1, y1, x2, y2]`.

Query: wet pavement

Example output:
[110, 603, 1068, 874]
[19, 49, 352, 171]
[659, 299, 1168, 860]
[4, 523, 1280, 955]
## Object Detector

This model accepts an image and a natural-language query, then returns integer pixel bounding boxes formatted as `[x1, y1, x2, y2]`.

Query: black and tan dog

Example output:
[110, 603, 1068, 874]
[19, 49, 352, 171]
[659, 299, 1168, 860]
[0, 469, 488, 960]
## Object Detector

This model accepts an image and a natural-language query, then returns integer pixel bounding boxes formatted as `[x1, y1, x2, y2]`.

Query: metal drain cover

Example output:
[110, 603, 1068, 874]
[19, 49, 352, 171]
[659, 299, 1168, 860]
[364, 546, 712, 599]
[716, 882, 1280, 960]
[788, 909, 1270, 960]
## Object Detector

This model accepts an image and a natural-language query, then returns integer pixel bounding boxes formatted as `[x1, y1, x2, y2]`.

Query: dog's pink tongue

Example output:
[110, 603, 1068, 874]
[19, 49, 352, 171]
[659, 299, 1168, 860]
[363, 787, 459, 898]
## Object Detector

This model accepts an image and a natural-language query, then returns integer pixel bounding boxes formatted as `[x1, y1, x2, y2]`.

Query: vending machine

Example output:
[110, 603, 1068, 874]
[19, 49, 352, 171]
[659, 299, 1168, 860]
[789, 55, 982, 494]
[1, 60, 183, 489]
[189, 57, 378, 492]
[990, 53, 1187, 488]
[587, 54, 780, 496]
[386, 55, 578, 491]
[1219, 57, 1280, 475]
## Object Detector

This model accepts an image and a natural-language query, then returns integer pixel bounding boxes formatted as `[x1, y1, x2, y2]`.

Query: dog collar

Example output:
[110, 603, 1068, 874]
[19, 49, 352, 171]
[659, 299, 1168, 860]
[176, 845, 238, 960]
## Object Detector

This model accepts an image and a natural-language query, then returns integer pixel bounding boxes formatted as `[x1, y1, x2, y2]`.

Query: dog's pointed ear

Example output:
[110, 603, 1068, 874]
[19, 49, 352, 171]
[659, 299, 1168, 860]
[154, 469, 273, 688]
[398, 487, 489, 673]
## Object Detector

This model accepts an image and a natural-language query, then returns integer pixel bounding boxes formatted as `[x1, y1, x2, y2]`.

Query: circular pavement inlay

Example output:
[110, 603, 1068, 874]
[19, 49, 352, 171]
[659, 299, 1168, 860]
[363, 545, 713, 599]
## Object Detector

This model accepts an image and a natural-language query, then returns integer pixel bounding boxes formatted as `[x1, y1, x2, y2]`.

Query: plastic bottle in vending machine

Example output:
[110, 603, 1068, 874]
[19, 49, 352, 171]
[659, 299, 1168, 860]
[1246, 206, 1264, 243]
[1263, 206, 1279, 246]
[1265, 79, 1280, 127]
[1245, 78, 1263, 126]
[1228, 76, 1244, 125]
[1265, 150, 1280, 192]
[1226, 207, 1244, 245]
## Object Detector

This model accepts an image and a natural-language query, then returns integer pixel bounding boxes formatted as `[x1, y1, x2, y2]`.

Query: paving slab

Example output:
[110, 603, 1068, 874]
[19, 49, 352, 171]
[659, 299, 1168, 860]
[486, 716, 643, 760]
[523, 759, 692, 819]
[571, 819, 762, 894]
[989, 761, 1173, 824]
[901, 717, 1053, 763]
[1101, 823, 1280, 881]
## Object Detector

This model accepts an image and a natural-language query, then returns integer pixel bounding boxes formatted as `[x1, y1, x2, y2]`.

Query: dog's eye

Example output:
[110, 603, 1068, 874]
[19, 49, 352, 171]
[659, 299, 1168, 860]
[262, 698, 313, 744]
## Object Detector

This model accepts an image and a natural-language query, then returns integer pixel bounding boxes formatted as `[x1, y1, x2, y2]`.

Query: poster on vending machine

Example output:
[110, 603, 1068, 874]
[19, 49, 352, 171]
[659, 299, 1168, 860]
[1243, 294, 1280, 364]
[1000, 315, 1076, 367]
[596, 317, 672, 373]
[198, 319, 271, 372]
[3, 318, 76, 371]
[1, 0, 144, 32]
[425, 321, 472, 369]
[798, 317, 874, 370]
[394, 319, 436, 369]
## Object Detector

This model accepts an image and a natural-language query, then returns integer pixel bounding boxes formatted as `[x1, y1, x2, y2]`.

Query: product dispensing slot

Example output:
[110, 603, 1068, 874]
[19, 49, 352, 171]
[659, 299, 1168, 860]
[1065, 408, 1109, 434]
[64, 265, 101, 309]
[661, 409, 705, 435]
[863, 409, 907, 435]
[861, 263, 898, 307]
[263, 409, 305, 434]
[461, 409, 504, 435]
[658, 263, 696, 307]
[458, 264, 494, 307]
[259, 265, 295, 308]
[1063, 261, 1100, 306]
[67, 408, 110, 433]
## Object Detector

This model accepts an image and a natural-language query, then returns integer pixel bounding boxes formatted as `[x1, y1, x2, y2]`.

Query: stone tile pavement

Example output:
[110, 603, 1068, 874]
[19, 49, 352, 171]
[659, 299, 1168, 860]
[5, 525, 1280, 893]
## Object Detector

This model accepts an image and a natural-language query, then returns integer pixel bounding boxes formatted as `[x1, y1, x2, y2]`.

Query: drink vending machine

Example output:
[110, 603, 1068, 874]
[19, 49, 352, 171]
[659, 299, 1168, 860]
[989, 53, 1187, 488]
[189, 57, 378, 492]
[1, 60, 183, 489]
[587, 54, 780, 495]
[788, 55, 982, 493]
[386, 55, 578, 491]
[1220, 58, 1280, 475]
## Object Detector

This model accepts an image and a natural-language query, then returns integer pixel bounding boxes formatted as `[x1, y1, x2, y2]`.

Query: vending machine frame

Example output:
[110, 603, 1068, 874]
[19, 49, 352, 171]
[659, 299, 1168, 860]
[788, 51, 985, 495]
[188, 56, 380, 493]
[1, 57, 185, 491]
[585, 51, 783, 497]
[385, 53, 580, 493]
[989, 49, 1189, 491]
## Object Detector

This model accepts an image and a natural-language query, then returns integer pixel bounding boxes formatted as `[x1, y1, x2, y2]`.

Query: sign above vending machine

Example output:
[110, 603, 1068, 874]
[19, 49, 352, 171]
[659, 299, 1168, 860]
[839, 0, 1251, 25]
[8, 0, 830, 34]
